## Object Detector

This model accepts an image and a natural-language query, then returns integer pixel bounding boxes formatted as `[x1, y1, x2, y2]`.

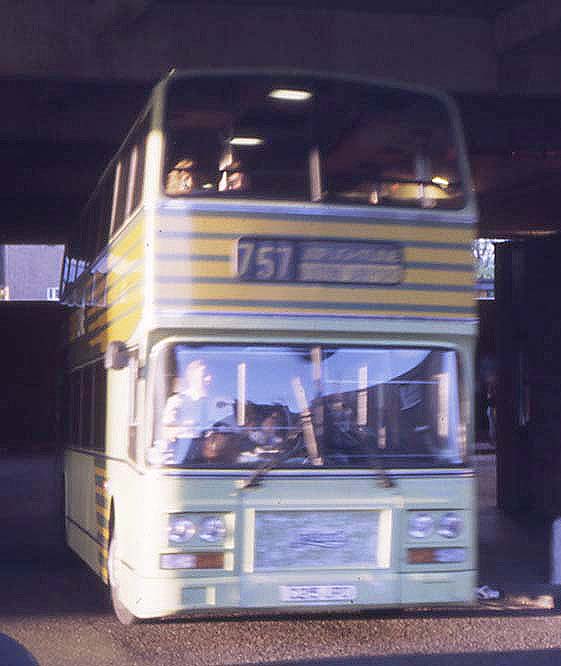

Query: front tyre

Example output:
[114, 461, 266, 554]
[108, 531, 139, 625]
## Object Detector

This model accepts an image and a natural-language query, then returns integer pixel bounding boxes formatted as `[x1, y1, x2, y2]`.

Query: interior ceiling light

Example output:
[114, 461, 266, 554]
[229, 137, 264, 147]
[268, 88, 313, 102]
[431, 176, 449, 187]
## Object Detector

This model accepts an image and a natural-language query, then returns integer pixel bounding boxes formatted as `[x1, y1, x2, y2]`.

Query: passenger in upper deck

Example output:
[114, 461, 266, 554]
[218, 144, 250, 193]
[166, 158, 197, 194]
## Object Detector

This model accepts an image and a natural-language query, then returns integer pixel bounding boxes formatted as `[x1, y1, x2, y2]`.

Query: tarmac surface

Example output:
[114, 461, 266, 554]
[2, 451, 561, 666]
[474, 453, 556, 610]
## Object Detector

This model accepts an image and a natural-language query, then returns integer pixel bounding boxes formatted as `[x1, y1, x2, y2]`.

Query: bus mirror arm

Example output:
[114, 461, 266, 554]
[105, 340, 129, 370]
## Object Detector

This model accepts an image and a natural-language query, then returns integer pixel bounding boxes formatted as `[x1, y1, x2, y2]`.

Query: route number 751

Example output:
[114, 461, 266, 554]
[237, 239, 296, 281]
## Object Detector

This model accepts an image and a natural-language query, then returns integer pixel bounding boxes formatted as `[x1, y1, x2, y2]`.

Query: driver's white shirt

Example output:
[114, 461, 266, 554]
[159, 393, 231, 464]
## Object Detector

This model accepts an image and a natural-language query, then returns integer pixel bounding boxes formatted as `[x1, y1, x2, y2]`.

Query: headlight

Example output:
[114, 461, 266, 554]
[408, 513, 434, 539]
[168, 516, 196, 545]
[437, 512, 463, 539]
[199, 516, 227, 544]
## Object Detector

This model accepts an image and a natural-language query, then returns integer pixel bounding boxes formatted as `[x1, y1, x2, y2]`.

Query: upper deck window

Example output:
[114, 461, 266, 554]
[164, 75, 466, 209]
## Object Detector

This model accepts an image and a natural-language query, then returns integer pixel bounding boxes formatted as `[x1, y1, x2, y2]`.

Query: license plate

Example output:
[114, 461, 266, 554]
[279, 585, 357, 603]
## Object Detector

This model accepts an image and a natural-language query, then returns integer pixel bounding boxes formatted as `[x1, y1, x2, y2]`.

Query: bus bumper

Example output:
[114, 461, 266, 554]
[116, 567, 476, 619]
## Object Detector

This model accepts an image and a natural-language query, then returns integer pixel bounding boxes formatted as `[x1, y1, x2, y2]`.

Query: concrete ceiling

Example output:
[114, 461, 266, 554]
[2, 0, 561, 244]
[159, 1, 522, 19]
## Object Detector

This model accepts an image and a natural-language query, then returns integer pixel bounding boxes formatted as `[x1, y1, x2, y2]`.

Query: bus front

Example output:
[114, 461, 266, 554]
[137, 341, 473, 618]
[119, 71, 477, 620]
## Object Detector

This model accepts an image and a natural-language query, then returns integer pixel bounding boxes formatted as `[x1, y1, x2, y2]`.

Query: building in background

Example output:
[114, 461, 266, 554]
[0, 245, 64, 301]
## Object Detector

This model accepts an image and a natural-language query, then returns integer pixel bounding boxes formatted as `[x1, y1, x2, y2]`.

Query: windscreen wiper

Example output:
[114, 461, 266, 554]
[241, 440, 302, 489]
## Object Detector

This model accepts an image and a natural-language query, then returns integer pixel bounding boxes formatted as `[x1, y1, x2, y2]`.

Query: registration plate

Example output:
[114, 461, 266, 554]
[279, 585, 357, 603]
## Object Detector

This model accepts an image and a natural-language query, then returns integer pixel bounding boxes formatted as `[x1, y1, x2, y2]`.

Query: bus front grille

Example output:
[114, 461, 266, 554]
[253, 510, 381, 571]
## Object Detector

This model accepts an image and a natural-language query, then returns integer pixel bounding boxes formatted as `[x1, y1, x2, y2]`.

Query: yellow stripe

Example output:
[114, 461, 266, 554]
[94, 466, 107, 479]
[105, 269, 143, 302]
[405, 269, 473, 286]
[87, 233, 143, 306]
[96, 505, 111, 521]
[156, 238, 232, 256]
[90, 302, 143, 349]
[88, 287, 143, 337]
[157, 283, 474, 308]
[106, 250, 144, 281]
[106, 280, 143, 310]
[158, 260, 233, 279]
[97, 526, 110, 542]
[405, 247, 472, 264]
[89, 280, 143, 327]
[105, 309, 143, 343]
[88, 221, 144, 301]
[108, 221, 144, 264]
[164, 215, 474, 245]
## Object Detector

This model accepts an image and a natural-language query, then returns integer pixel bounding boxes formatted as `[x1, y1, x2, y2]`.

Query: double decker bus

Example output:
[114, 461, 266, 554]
[61, 69, 477, 624]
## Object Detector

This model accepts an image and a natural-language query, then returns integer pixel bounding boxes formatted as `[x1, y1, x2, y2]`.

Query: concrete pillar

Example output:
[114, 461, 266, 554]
[551, 518, 561, 584]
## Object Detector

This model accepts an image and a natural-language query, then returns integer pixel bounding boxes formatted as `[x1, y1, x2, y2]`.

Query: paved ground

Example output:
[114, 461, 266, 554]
[2, 552, 561, 666]
[0, 452, 559, 666]
[0, 452, 65, 563]
[475, 454, 553, 604]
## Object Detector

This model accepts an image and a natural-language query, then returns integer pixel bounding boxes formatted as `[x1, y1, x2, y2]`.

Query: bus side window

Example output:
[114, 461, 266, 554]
[69, 370, 81, 445]
[93, 361, 107, 452]
[96, 176, 113, 257]
[111, 156, 130, 237]
[82, 365, 94, 449]
[131, 118, 148, 211]
[128, 351, 140, 463]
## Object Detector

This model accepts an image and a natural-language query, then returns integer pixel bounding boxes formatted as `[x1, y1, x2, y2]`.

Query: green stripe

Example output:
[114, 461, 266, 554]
[96, 514, 109, 529]
[95, 493, 107, 509]
[407, 261, 473, 272]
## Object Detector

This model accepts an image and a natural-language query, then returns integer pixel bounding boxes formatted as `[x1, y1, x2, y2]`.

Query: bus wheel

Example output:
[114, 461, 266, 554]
[107, 530, 139, 625]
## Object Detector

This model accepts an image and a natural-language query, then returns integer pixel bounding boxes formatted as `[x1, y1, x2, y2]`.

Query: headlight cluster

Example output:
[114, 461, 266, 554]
[407, 512, 463, 539]
[168, 514, 227, 546]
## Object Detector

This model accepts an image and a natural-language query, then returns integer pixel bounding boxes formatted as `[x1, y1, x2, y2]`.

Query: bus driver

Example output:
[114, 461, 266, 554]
[152, 359, 231, 465]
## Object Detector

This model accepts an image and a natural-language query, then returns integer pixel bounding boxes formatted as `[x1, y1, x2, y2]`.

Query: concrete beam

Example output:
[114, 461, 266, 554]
[495, 1, 561, 54]
[94, 0, 154, 38]
[0, 3, 498, 92]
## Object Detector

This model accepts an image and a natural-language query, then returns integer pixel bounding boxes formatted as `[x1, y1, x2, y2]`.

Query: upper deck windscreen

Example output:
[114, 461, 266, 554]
[164, 74, 466, 210]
